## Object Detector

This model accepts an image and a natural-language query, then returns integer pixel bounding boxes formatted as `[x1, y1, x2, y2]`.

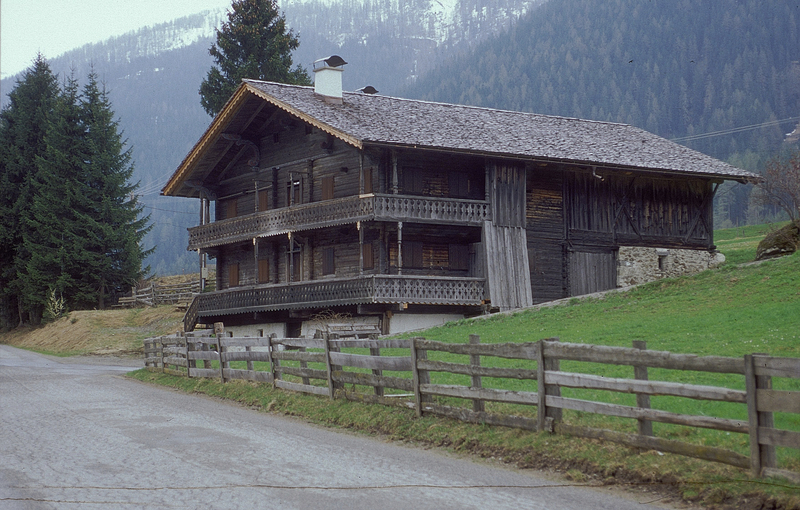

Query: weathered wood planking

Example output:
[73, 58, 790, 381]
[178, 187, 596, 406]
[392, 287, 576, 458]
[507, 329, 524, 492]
[332, 370, 414, 392]
[752, 356, 800, 379]
[272, 351, 326, 363]
[221, 351, 272, 363]
[189, 368, 220, 379]
[419, 359, 538, 380]
[547, 396, 749, 434]
[420, 383, 539, 406]
[330, 339, 411, 349]
[544, 341, 745, 374]
[275, 366, 327, 380]
[757, 427, 800, 449]
[328, 351, 412, 371]
[223, 369, 273, 383]
[415, 338, 542, 360]
[756, 389, 800, 414]
[547, 371, 747, 403]
[555, 423, 750, 469]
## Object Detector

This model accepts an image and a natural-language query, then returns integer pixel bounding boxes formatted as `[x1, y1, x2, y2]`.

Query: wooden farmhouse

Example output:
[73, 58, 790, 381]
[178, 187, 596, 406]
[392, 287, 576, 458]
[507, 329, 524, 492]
[163, 57, 756, 336]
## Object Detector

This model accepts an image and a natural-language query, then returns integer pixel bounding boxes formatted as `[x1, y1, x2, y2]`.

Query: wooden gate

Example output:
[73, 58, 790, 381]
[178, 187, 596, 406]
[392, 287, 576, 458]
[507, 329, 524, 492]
[569, 249, 616, 296]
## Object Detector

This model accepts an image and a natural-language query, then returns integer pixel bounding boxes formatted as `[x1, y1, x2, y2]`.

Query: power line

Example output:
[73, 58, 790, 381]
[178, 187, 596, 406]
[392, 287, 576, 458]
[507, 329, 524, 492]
[671, 116, 800, 143]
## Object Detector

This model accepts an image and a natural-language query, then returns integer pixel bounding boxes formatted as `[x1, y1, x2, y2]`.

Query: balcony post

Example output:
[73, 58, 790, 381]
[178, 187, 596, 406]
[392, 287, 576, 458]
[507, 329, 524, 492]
[397, 221, 403, 276]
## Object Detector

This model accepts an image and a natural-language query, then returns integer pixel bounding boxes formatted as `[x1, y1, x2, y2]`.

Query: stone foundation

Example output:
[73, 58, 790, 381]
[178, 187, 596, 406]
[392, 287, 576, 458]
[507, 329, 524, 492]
[616, 246, 725, 287]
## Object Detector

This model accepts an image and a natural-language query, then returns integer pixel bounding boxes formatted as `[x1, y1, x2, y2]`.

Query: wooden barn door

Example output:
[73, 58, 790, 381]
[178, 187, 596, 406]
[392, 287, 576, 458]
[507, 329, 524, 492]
[569, 250, 617, 297]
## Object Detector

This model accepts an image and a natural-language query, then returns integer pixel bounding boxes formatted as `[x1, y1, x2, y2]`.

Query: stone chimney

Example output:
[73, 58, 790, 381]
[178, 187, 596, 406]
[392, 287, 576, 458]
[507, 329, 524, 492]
[313, 55, 347, 104]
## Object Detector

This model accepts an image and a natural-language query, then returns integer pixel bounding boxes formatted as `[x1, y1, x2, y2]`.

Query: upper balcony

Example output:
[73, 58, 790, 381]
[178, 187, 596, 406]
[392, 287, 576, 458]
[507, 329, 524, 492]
[187, 194, 492, 250]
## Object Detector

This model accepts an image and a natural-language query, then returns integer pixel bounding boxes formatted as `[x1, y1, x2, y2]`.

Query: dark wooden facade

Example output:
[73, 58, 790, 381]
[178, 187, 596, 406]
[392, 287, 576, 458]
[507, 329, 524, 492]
[164, 79, 752, 332]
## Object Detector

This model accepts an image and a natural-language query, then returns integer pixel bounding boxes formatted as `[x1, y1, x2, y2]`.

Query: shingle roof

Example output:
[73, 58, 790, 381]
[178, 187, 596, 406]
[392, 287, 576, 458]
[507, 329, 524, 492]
[244, 80, 756, 182]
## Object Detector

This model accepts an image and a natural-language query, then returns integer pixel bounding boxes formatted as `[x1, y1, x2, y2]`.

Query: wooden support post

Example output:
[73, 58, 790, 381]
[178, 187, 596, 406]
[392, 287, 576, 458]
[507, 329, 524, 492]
[633, 340, 653, 437]
[215, 322, 227, 383]
[370, 347, 384, 397]
[544, 337, 562, 424]
[745, 354, 777, 477]
[470, 334, 485, 413]
[537, 339, 547, 431]
[202, 341, 212, 370]
[159, 336, 166, 372]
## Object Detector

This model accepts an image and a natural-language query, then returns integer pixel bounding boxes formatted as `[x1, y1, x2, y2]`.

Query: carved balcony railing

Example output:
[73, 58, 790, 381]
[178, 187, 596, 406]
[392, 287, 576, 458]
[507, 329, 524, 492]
[187, 194, 491, 250]
[184, 275, 485, 330]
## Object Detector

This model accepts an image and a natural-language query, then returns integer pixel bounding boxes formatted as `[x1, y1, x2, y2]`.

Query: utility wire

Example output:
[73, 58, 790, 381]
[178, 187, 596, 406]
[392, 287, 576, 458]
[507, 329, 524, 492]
[671, 116, 800, 143]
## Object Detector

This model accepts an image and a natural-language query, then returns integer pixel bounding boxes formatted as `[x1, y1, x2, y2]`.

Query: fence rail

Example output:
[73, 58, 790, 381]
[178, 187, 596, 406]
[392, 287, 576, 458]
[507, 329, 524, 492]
[120, 280, 209, 308]
[143, 331, 800, 483]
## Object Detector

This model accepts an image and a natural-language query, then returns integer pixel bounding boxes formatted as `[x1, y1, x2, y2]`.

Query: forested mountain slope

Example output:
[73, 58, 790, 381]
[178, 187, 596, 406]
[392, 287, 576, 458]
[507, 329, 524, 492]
[407, 0, 799, 162]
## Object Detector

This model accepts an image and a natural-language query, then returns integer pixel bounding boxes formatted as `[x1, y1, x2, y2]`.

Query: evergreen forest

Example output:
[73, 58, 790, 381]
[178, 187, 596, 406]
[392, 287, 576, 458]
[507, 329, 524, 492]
[0, 57, 151, 327]
[403, 0, 800, 227]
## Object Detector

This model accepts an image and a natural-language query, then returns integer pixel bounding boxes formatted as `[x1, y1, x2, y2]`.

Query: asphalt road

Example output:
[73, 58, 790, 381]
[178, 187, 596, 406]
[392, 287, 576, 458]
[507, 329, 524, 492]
[0, 345, 676, 509]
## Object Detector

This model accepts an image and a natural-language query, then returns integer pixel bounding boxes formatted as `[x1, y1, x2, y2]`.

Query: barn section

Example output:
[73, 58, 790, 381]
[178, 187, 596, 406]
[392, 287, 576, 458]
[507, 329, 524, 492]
[163, 62, 757, 334]
[526, 164, 721, 303]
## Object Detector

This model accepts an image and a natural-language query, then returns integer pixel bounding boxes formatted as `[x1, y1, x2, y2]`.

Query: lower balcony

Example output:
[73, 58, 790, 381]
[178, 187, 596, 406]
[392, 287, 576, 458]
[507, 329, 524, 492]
[184, 275, 485, 331]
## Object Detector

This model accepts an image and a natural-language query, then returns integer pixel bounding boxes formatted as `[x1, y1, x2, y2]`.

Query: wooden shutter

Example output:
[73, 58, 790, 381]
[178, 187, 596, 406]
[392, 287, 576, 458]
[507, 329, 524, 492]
[449, 244, 470, 271]
[226, 199, 237, 219]
[322, 176, 335, 200]
[449, 172, 470, 198]
[292, 251, 302, 281]
[322, 247, 335, 275]
[228, 263, 239, 287]
[362, 242, 374, 269]
[258, 190, 269, 211]
[363, 167, 373, 194]
[258, 259, 269, 283]
[402, 241, 424, 268]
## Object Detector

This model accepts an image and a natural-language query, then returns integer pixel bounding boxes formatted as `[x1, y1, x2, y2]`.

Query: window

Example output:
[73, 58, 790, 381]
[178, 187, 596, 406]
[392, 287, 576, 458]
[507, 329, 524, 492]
[228, 262, 239, 287]
[449, 172, 470, 198]
[449, 244, 470, 271]
[401, 241, 424, 269]
[322, 175, 335, 201]
[287, 179, 302, 205]
[258, 259, 270, 283]
[322, 247, 335, 275]
[258, 190, 269, 212]
[363, 167, 373, 194]
[362, 242, 374, 270]
[226, 199, 237, 219]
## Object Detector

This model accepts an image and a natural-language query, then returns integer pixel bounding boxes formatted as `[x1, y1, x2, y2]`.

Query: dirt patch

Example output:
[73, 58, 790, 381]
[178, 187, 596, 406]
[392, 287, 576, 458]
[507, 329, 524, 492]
[0, 306, 184, 355]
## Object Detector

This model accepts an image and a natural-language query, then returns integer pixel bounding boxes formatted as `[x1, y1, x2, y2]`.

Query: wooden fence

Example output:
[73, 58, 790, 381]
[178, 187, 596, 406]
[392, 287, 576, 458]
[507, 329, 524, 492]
[142, 333, 800, 483]
[119, 280, 206, 307]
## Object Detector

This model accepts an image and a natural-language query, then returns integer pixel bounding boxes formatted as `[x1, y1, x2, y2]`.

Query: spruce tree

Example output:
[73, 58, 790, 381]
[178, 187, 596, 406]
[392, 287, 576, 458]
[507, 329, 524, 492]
[76, 71, 152, 309]
[199, 0, 311, 117]
[0, 55, 60, 326]
[22, 72, 87, 319]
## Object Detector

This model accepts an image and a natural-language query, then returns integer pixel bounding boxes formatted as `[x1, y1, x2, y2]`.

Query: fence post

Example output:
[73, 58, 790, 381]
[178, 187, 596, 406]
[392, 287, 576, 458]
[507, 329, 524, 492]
[215, 322, 227, 383]
[370, 346, 384, 397]
[159, 336, 166, 372]
[186, 333, 195, 378]
[470, 334, 485, 413]
[411, 338, 430, 418]
[537, 338, 561, 432]
[745, 353, 777, 477]
[633, 340, 653, 437]
[269, 334, 280, 387]
[324, 334, 336, 399]
[299, 346, 311, 386]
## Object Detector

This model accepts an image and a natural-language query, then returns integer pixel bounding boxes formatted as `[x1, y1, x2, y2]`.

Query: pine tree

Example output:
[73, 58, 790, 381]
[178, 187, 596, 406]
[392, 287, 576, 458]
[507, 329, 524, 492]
[0, 55, 60, 326]
[199, 0, 311, 117]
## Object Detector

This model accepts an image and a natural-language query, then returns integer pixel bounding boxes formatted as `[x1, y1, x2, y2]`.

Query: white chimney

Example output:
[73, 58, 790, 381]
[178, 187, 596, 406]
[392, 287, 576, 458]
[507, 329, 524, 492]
[313, 55, 347, 104]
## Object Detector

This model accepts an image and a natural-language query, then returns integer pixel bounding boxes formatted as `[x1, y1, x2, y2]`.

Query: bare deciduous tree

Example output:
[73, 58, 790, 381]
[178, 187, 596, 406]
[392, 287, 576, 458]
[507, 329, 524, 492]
[753, 151, 800, 223]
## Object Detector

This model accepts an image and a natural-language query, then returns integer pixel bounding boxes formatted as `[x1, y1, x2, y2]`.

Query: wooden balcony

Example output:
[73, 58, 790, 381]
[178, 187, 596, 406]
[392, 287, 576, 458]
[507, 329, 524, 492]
[187, 194, 491, 250]
[184, 275, 485, 330]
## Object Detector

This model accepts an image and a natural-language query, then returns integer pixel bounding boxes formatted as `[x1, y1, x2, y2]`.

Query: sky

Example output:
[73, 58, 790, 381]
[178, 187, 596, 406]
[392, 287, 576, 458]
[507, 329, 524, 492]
[1, 0, 233, 79]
